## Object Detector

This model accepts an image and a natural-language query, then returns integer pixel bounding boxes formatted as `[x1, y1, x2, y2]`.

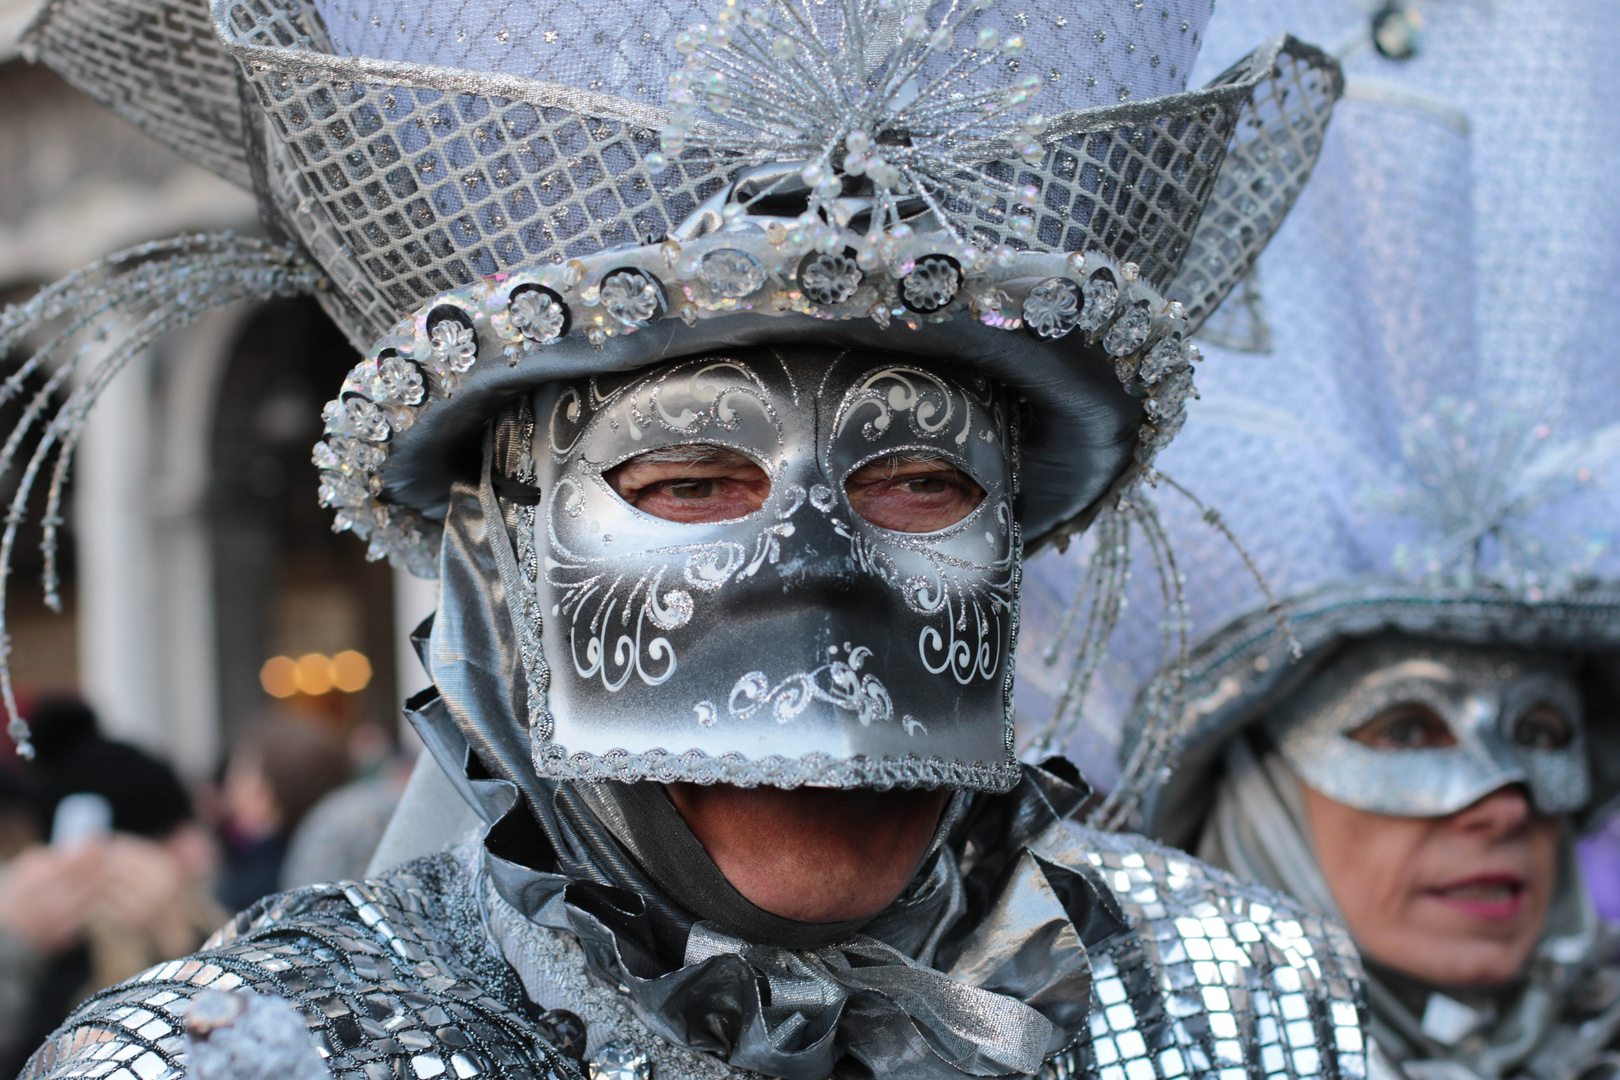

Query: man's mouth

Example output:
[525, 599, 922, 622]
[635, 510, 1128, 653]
[1427, 875, 1527, 919]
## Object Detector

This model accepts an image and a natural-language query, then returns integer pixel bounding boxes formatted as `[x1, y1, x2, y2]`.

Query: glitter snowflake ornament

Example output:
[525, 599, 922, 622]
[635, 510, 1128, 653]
[662, 0, 1047, 256]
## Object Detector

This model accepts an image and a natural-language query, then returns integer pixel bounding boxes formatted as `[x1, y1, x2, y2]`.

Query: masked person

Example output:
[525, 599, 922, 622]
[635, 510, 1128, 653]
[7, 0, 1365, 1077]
[1016, 3, 1620, 1077]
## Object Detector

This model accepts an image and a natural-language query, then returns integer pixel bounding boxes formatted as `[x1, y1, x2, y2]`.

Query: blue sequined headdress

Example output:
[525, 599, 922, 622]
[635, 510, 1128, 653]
[1020, 0, 1620, 831]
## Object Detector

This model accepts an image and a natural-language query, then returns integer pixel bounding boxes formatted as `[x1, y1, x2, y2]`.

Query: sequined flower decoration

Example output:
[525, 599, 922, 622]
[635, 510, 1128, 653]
[600, 270, 663, 326]
[901, 256, 963, 313]
[661, 0, 1046, 254]
[1022, 278, 1081, 339]
[1136, 336, 1187, 385]
[313, 435, 387, 477]
[510, 289, 569, 343]
[1078, 275, 1118, 331]
[322, 396, 390, 442]
[700, 249, 767, 298]
[368, 354, 425, 406]
[428, 319, 477, 375]
[1103, 303, 1152, 356]
[800, 252, 863, 305]
[318, 470, 377, 509]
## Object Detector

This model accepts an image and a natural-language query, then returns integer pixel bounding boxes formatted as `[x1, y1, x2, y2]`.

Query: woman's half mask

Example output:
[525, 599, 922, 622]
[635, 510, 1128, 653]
[1266, 636, 1589, 817]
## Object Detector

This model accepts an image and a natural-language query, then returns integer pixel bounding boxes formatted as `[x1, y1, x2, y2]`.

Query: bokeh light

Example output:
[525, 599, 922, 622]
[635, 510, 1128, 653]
[259, 651, 372, 697]
[295, 653, 334, 695]
[259, 656, 299, 698]
[331, 650, 373, 693]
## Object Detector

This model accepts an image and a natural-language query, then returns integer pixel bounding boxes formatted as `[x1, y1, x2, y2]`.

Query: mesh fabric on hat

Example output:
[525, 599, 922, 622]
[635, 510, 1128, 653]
[311, 0, 1214, 112]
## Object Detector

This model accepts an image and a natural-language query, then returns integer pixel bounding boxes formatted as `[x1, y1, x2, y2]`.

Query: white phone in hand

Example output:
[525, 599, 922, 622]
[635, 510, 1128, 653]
[51, 792, 113, 848]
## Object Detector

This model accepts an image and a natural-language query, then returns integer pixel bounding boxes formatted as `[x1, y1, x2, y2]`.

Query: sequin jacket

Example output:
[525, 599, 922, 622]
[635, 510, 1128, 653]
[20, 831, 1366, 1080]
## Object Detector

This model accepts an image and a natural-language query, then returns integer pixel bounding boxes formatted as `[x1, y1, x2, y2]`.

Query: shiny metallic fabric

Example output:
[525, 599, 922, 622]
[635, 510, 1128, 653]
[20, 772, 1368, 1080]
[531, 349, 1020, 790]
[1265, 638, 1589, 820]
[20, 853, 570, 1080]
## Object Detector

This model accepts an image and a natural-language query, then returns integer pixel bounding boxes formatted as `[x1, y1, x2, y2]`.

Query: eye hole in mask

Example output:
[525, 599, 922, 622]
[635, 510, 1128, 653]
[1512, 704, 1575, 750]
[603, 442, 986, 532]
[605, 443, 772, 524]
[844, 452, 985, 533]
[1347, 704, 1458, 750]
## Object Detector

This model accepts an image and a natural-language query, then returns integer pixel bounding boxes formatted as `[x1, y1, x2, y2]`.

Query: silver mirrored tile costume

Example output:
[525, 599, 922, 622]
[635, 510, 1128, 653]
[4, 0, 1366, 1075]
[1017, 2, 1620, 1076]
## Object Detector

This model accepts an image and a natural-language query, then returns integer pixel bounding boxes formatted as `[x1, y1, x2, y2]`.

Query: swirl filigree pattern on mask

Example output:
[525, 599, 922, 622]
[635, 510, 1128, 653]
[527, 347, 1021, 790]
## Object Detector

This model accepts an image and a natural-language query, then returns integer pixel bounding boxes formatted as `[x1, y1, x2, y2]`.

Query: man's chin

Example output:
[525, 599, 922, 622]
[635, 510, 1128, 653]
[663, 783, 950, 923]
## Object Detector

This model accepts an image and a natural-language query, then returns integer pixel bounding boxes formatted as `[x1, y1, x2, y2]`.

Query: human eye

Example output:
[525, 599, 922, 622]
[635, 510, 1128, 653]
[1512, 704, 1573, 750]
[844, 454, 985, 533]
[661, 478, 719, 500]
[604, 445, 770, 522]
[1347, 705, 1457, 749]
[897, 476, 948, 495]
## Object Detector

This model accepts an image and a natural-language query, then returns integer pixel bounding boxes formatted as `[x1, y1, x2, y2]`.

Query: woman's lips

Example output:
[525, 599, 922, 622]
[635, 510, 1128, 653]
[1426, 874, 1526, 920]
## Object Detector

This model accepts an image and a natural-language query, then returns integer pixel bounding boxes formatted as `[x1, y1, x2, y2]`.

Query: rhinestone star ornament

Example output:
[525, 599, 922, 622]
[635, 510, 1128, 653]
[657, 0, 1048, 267]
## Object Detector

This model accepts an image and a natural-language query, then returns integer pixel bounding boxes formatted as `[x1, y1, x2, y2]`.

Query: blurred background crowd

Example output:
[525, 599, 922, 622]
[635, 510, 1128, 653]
[0, 697, 410, 1074]
[0, 0, 435, 1064]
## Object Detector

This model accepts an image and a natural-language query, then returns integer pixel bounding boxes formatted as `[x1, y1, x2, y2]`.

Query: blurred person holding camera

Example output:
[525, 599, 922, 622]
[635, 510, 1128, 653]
[0, 699, 226, 1074]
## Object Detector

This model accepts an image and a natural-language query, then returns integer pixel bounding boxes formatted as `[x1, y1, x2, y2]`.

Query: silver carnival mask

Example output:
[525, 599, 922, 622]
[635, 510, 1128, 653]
[529, 346, 1022, 792]
[1266, 636, 1588, 817]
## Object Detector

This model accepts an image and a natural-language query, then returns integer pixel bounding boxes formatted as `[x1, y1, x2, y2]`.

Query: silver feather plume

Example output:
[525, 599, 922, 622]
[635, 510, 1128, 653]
[0, 234, 317, 756]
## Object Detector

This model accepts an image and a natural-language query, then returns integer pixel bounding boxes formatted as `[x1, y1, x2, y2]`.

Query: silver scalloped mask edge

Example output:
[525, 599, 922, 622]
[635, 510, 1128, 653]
[533, 743, 1025, 792]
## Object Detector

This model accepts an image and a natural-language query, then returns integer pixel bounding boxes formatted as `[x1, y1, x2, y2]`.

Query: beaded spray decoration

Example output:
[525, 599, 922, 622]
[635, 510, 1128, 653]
[655, 0, 1052, 267]
[0, 235, 317, 757]
[1027, 473, 1298, 830]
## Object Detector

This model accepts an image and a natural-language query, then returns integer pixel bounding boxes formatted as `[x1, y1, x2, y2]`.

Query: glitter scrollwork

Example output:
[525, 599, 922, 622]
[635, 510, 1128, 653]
[918, 586, 1006, 686]
[727, 644, 896, 727]
[559, 568, 682, 693]
[836, 366, 971, 447]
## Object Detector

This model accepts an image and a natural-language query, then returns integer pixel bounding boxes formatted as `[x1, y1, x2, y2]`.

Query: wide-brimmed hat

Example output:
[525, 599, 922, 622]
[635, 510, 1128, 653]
[0, 0, 1340, 755]
[19, 0, 1338, 563]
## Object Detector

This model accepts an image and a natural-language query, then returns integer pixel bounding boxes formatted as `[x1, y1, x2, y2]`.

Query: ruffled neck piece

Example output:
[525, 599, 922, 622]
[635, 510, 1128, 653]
[476, 766, 1124, 1080]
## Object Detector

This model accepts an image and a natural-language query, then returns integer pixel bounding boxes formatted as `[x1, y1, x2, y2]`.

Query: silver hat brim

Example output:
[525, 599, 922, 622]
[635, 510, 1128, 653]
[380, 309, 1140, 548]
